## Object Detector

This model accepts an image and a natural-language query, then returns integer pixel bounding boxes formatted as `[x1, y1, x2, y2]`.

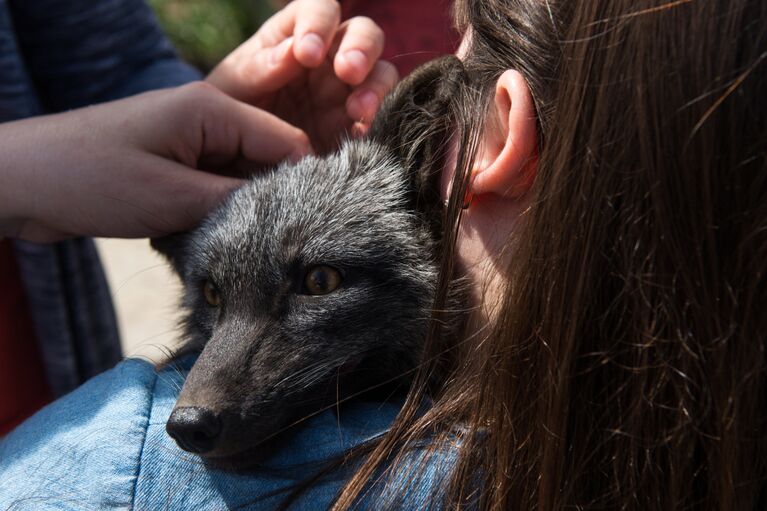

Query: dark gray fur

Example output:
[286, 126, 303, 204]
[154, 56, 467, 465]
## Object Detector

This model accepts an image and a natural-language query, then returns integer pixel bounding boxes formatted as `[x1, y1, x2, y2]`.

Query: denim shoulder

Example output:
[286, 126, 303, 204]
[0, 360, 452, 510]
[0, 357, 462, 510]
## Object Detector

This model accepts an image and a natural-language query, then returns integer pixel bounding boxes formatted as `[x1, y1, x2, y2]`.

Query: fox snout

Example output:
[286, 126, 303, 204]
[167, 382, 335, 463]
[166, 378, 292, 462]
[165, 323, 351, 461]
[166, 343, 393, 463]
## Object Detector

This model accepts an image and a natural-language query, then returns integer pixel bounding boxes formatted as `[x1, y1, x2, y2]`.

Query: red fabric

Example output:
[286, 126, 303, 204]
[342, 0, 460, 76]
[0, 239, 52, 435]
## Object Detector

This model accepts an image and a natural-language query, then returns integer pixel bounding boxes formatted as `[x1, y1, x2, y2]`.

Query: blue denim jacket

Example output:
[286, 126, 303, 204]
[0, 0, 200, 397]
[0, 358, 452, 509]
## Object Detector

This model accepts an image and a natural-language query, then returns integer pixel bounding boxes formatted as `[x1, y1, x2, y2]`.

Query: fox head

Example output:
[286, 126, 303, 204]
[154, 56, 467, 465]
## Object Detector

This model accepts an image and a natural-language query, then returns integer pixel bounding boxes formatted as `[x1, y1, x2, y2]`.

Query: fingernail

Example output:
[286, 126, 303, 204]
[355, 91, 379, 119]
[270, 36, 293, 66]
[341, 49, 367, 71]
[299, 33, 325, 64]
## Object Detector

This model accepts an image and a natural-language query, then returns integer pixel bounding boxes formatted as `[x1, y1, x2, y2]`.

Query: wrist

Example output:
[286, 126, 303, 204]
[0, 117, 56, 237]
[0, 129, 26, 238]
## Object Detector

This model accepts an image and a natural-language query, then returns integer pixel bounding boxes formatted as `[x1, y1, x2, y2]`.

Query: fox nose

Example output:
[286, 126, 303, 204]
[166, 406, 222, 454]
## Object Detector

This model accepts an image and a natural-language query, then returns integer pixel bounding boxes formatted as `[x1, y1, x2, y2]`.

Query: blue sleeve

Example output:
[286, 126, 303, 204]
[0, 357, 453, 510]
[8, 0, 201, 111]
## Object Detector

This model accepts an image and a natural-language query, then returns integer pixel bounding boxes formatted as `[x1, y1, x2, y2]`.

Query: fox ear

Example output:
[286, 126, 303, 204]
[150, 233, 189, 277]
[367, 55, 467, 202]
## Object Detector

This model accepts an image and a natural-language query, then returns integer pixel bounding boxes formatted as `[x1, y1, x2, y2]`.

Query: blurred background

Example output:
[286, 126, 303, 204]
[147, 0, 276, 71]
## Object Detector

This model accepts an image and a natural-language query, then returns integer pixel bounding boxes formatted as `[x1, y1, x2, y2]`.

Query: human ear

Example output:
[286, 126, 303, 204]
[470, 70, 538, 198]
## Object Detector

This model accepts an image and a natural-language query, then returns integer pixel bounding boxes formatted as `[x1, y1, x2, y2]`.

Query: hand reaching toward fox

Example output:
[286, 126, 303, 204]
[0, 0, 395, 242]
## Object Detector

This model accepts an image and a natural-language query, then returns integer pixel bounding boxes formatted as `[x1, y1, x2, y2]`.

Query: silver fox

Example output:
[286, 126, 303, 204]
[154, 56, 467, 467]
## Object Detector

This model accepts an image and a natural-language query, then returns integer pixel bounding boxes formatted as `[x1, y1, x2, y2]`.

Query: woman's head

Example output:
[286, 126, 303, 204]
[338, 0, 767, 508]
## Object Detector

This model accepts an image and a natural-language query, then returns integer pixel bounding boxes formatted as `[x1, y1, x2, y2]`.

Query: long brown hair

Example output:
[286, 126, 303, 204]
[335, 0, 767, 508]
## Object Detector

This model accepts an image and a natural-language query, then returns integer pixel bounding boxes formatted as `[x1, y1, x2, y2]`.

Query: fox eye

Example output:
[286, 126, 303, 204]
[202, 280, 221, 307]
[304, 266, 342, 295]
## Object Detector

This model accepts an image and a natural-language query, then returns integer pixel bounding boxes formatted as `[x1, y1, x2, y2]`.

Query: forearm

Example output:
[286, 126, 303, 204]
[0, 119, 40, 237]
[0, 115, 75, 239]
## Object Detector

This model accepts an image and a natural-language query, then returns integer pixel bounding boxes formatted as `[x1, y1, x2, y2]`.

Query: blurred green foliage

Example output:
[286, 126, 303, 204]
[148, 0, 275, 71]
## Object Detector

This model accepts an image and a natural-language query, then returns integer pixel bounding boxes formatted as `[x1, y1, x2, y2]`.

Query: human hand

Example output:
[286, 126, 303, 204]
[0, 83, 311, 243]
[206, 0, 399, 153]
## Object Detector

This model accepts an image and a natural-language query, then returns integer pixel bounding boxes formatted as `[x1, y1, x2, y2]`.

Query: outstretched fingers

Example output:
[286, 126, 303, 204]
[206, 0, 391, 102]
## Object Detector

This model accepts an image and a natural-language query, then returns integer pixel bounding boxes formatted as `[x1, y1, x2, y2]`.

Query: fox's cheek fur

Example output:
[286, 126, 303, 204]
[153, 56, 470, 466]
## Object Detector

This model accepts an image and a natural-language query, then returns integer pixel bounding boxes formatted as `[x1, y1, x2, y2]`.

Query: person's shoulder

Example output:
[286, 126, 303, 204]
[0, 354, 457, 509]
[0, 356, 414, 510]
